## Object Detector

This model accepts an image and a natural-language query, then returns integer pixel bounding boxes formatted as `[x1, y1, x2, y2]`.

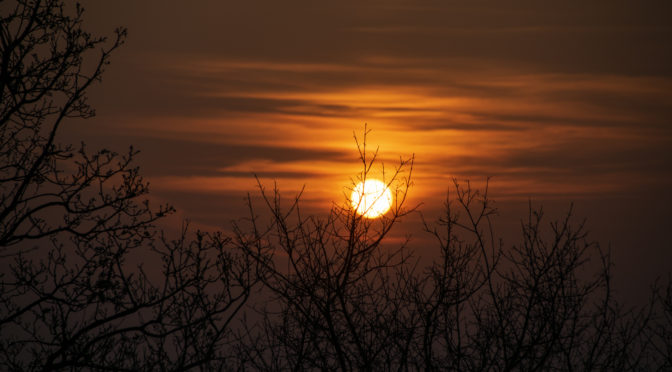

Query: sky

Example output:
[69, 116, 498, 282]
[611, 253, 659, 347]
[71, 0, 672, 303]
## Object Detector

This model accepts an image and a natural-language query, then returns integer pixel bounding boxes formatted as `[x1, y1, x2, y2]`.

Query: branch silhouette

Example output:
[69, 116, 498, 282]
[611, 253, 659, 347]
[234, 163, 671, 370]
[1, 1, 670, 371]
[1, 1, 260, 370]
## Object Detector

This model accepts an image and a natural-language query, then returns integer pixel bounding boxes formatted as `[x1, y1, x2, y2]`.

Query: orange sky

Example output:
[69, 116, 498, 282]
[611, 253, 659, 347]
[70, 0, 672, 303]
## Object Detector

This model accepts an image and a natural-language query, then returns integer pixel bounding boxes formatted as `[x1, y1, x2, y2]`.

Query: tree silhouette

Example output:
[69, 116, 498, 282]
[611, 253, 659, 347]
[234, 130, 417, 370]
[236, 171, 671, 371]
[1, 1, 259, 370]
[2, 1, 670, 371]
[413, 184, 657, 371]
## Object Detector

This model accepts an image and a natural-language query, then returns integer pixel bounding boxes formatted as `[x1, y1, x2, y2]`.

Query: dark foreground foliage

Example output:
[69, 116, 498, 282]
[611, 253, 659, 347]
[1, 0, 670, 370]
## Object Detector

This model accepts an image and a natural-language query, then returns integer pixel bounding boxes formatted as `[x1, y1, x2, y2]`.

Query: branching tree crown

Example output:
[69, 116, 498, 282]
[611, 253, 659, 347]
[2, 1, 670, 371]
[0, 0, 166, 250]
[1, 1, 260, 370]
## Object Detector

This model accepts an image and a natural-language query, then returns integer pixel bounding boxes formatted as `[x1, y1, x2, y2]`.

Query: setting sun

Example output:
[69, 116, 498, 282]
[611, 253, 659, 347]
[351, 179, 393, 218]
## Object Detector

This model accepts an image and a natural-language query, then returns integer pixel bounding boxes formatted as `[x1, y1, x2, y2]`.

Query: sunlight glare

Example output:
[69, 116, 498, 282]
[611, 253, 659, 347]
[351, 179, 393, 218]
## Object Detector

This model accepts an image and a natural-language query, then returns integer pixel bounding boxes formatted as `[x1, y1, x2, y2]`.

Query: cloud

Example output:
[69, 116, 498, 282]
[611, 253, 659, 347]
[81, 0, 672, 204]
[134, 138, 349, 177]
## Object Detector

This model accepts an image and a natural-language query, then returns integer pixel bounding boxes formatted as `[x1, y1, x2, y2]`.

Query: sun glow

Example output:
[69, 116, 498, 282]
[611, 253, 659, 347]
[350, 179, 393, 219]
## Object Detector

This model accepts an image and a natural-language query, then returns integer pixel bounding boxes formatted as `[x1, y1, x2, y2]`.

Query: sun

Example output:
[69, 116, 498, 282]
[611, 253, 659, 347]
[351, 179, 393, 218]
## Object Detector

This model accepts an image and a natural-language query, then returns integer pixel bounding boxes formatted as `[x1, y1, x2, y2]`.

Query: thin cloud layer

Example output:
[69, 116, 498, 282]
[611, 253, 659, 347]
[76, 0, 672, 210]
[66, 0, 672, 305]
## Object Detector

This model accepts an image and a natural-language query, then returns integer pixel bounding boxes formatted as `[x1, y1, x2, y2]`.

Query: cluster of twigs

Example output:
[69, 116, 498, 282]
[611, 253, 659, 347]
[1, 1, 670, 370]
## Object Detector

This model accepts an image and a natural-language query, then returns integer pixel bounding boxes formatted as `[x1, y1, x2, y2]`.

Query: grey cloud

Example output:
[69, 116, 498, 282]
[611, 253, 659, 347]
[87, 0, 672, 79]
[74, 135, 349, 177]
[547, 90, 672, 127]
[138, 138, 348, 177]
[442, 137, 672, 181]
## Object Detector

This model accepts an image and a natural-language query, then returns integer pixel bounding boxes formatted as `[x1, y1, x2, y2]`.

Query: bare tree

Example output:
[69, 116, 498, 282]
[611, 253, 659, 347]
[1, 1, 259, 370]
[234, 128, 418, 370]
[0, 0, 150, 249]
[4, 2, 668, 371]
[234, 141, 670, 370]
[649, 278, 672, 370]
[414, 181, 662, 371]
